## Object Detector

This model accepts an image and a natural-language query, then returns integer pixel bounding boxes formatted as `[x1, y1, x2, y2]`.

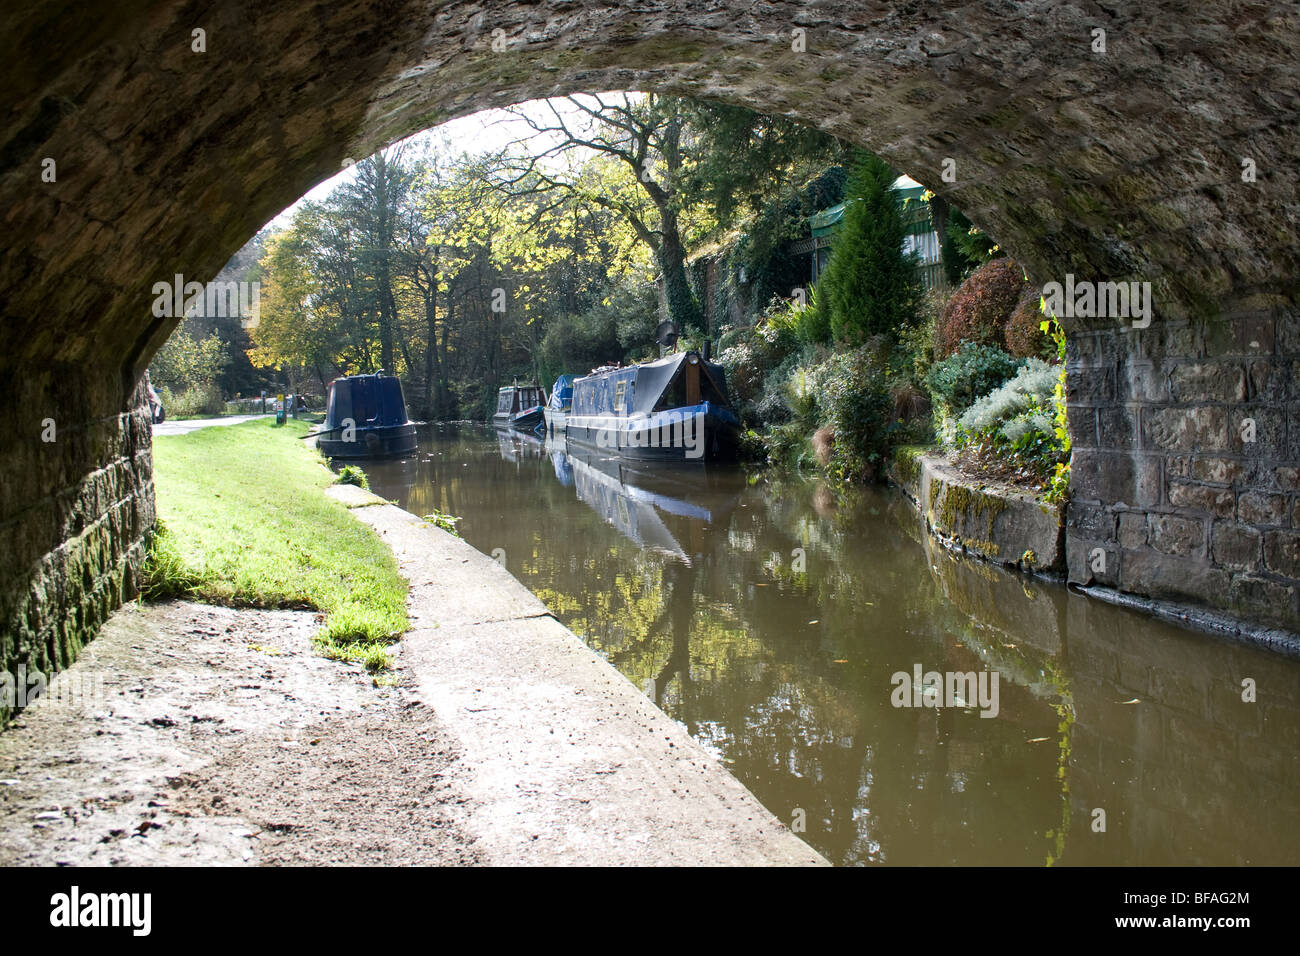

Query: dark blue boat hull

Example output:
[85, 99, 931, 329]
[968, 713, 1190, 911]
[318, 422, 418, 459]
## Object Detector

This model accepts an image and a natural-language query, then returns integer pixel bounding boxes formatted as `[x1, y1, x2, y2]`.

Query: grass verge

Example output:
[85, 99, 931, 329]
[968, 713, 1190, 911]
[143, 418, 408, 671]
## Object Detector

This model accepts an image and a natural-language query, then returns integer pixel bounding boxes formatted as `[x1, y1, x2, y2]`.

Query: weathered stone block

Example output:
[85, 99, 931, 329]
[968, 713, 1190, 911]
[1248, 360, 1288, 401]
[1230, 406, 1286, 455]
[1097, 405, 1141, 448]
[1067, 537, 1117, 587]
[1212, 522, 1261, 571]
[1070, 450, 1162, 506]
[1264, 530, 1300, 578]
[1189, 456, 1244, 485]
[1204, 313, 1274, 358]
[1118, 511, 1148, 549]
[913, 454, 1065, 572]
[1118, 548, 1231, 606]
[1238, 491, 1289, 526]
[1065, 362, 1115, 402]
[1118, 359, 1168, 402]
[1067, 406, 1099, 449]
[1143, 405, 1229, 453]
[1230, 574, 1299, 626]
[1067, 500, 1116, 540]
[1170, 362, 1246, 403]
[1149, 513, 1205, 556]
[1288, 402, 1300, 461]
[1167, 479, 1234, 517]
[1278, 310, 1300, 357]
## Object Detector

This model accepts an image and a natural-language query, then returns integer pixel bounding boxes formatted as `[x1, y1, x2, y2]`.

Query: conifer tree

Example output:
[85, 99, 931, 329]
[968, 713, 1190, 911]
[817, 151, 919, 344]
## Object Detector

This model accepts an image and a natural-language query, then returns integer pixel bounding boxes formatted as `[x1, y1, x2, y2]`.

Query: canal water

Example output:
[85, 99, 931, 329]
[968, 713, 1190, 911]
[363, 423, 1300, 866]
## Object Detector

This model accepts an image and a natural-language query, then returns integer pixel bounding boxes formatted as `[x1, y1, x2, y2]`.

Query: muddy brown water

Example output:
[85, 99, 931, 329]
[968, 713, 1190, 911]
[361, 423, 1300, 866]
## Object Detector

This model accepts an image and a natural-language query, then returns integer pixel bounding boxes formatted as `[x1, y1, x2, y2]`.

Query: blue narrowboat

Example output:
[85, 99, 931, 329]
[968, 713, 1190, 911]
[493, 384, 546, 432]
[317, 373, 418, 458]
[566, 350, 739, 462]
[543, 374, 575, 434]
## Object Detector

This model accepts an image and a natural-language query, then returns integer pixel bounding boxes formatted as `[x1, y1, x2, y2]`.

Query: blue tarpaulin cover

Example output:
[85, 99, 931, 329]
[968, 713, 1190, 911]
[549, 375, 575, 410]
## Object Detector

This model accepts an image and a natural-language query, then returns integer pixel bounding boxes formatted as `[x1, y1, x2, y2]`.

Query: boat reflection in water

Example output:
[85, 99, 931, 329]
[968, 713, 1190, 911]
[495, 427, 546, 465]
[549, 439, 746, 710]
[548, 440, 574, 487]
[556, 441, 744, 559]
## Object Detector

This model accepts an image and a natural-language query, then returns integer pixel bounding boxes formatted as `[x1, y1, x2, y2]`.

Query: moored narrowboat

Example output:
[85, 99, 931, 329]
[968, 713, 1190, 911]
[317, 372, 418, 458]
[566, 350, 739, 462]
[493, 384, 546, 432]
[543, 374, 575, 434]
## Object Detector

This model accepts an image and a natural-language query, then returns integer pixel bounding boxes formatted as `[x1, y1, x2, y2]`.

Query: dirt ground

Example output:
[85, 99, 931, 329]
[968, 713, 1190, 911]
[0, 600, 481, 866]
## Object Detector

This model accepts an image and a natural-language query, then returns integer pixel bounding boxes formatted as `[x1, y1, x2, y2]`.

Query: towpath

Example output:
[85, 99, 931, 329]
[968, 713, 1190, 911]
[0, 482, 823, 865]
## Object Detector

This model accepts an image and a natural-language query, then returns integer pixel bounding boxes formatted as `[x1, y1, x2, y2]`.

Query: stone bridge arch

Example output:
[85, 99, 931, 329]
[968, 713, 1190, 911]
[2, 0, 1297, 697]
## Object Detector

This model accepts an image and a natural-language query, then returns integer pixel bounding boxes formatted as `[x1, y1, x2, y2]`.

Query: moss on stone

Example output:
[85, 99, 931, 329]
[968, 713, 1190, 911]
[936, 481, 1008, 538]
[962, 537, 1000, 556]
[893, 444, 927, 487]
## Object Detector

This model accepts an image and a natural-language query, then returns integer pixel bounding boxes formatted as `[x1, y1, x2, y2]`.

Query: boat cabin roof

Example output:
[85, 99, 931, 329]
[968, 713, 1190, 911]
[571, 351, 730, 416]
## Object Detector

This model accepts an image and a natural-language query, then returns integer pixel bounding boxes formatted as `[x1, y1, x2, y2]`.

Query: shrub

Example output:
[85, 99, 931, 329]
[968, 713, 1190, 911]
[334, 465, 370, 490]
[945, 208, 1001, 273]
[718, 337, 764, 411]
[957, 359, 1058, 439]
[761, 420, 817, 472]
[894, 286, 945, 383]
[814, 347, 897, 482]
[1004, 286, 1052, 358]
[720, 298, 802, 401]
[924, 342, 1022, 416]
[934, 257, 1028, 358]
[953, 358, 1069, 492]
[796, 296, 832, 344]
[158, 383, 225, 417]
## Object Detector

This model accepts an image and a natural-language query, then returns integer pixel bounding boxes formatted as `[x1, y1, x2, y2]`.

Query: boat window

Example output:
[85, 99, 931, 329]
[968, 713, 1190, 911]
[655, 371, 687, 411]
[614, 381, 627, 413]
[497, 388, 513, 414]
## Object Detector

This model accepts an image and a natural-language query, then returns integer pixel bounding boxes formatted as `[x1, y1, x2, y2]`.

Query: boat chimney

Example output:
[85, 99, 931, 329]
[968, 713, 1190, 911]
[702, 339, 712, 362]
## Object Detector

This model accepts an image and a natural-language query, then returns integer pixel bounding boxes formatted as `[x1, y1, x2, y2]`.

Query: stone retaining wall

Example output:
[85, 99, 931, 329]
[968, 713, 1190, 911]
[890, 447, 1066, 576]
[1, 370, 153, 725]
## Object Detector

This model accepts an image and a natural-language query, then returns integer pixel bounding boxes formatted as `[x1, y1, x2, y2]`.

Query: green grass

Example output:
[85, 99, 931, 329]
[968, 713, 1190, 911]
[144, 419, 409, 671]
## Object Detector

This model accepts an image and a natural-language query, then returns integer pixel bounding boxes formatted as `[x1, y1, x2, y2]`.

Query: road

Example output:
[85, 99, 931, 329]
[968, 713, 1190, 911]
[151, 413, 272, 436]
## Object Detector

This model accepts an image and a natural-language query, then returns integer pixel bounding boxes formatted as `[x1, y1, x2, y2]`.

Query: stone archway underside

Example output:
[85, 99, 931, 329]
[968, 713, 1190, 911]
[2, 1, 1297, 697]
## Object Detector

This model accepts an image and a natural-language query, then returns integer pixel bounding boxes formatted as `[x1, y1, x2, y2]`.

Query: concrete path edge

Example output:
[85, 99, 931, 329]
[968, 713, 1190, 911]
[327, 483, 827, 866]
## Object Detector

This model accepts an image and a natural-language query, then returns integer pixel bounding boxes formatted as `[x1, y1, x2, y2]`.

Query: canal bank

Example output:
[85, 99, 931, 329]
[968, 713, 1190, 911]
[327, 482, 826, 865]
[889, 446, 1300, 656]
